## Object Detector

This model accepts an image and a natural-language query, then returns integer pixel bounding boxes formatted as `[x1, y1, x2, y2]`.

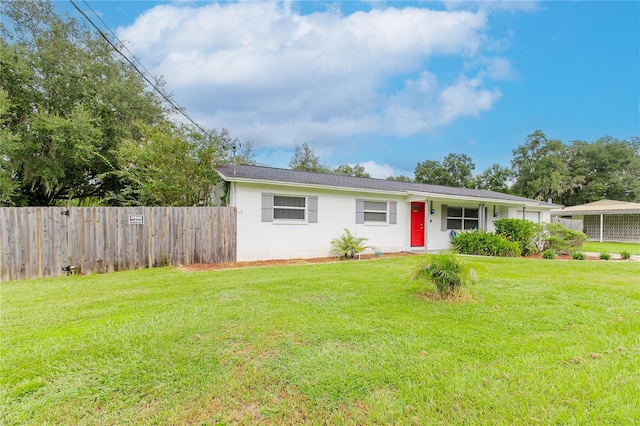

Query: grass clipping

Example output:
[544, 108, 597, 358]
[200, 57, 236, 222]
[411, 251, 477, 302]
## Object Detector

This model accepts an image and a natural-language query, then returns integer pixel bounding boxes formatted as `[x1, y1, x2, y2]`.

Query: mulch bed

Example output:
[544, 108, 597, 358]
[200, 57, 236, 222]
[181, 250, 630, 272]
[181, 251, 420, 272]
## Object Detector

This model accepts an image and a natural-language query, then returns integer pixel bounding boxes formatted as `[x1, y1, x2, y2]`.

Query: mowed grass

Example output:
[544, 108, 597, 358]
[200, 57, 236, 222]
[2, 256, 639, 425]
[582, 241, 640, 255]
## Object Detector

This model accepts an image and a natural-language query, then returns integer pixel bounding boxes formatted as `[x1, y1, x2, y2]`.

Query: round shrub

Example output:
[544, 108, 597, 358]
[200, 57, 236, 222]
[542, 250, 556, 259]
[600, 253, 611, 260]
[620, 250, 632, 260]
[411, 251, 477, 297]
[572, 251, 586, 260]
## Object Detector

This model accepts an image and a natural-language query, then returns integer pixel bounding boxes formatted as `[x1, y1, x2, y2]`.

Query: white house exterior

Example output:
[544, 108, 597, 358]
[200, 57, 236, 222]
[216, 164, 556, 262]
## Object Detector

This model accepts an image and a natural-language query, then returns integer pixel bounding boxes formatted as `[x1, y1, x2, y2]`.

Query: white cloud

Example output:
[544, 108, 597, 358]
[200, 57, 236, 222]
[438, 75, 502, 123]
[358, 161, 395, 179]
[443, 1, 539, 13]
[117, 2, 507, 150]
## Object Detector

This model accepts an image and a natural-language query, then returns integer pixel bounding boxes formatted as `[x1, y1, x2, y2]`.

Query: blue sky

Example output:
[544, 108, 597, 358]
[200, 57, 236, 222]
[55, 1, 639, 178]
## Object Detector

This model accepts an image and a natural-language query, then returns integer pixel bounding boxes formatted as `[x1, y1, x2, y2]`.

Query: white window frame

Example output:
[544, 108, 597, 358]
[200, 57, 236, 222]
[363, 200, 388, 224]
[273, 195, 307, 222]
[446, 206, 479, 230]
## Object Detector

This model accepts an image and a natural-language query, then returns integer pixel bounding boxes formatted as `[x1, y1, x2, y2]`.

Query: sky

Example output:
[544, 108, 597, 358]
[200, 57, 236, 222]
[54, 0, 640, 178]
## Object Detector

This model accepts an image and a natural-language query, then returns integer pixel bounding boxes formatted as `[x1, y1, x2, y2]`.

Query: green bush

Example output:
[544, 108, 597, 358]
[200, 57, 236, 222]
[542, 250, 556, 259]
[451, 230, 520, 257]
[330, 228, 371, 259]
[494, 218, 540, 255]
[572, 251, 586, 260]
[620, 250, 631, 260]
[600, 253, 611, 260]
[411, 251, 477, 297]
[542, 223, 586, 254]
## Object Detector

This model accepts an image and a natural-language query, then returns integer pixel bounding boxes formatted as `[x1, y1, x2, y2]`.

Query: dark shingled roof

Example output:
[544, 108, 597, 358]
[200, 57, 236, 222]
[216, 164, 557, 207]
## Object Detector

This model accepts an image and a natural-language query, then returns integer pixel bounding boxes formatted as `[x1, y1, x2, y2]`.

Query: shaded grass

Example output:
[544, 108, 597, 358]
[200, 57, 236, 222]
[2, 256, 639, 424]
[582, 241, 640, 255]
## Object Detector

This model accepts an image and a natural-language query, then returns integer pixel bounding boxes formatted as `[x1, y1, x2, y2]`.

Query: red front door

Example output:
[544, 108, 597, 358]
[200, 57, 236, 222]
[410, 202, 425, 247]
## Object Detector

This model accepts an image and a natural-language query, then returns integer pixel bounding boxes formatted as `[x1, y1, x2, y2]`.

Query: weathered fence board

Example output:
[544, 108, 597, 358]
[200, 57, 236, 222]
[0, 207, 236, 281]
[552, 217, 584, 232]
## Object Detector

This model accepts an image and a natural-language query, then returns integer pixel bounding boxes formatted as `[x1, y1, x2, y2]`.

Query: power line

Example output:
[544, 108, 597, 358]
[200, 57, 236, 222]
[80, 0, 158, 88]
[68, 0, 229, 148]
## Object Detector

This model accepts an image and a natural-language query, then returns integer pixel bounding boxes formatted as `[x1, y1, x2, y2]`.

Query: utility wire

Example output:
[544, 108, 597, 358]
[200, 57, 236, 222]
[68, 0, 230, 148]
[80, 0, 158, 88]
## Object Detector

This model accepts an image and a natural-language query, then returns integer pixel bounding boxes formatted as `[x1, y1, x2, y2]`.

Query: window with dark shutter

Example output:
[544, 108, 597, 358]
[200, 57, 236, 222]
[273, 195, 306, 221]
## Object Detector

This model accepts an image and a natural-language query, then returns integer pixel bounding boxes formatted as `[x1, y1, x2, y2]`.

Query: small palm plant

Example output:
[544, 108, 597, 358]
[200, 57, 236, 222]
[330, 228, 371, 259]
[411, 251, 477, 298]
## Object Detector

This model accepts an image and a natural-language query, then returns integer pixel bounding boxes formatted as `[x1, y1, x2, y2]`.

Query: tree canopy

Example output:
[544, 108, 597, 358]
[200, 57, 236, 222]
[0, 0, 235, 207]
[333, 164, 371, 178]
[414, 154, 475, 188]
[473, 163, 511, 193]
[409, 130, 639, 204]
[563, 136, 640, 205]
[288, 143, 330, 173]
[104, 123, 231, 206]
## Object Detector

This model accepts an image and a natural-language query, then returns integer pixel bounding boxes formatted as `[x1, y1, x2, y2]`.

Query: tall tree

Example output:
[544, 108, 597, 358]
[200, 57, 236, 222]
[474, 163, 511, 193]
[105, 123, 227, 206]
[0, 89, 19, 204]
[564, 136, 640, 204]
[288, 143, 330, 172]
[386, 175, 413, 182]
[233, 141, 259, 166]
[510, 130, 575, 201]
[0, 0, 166, 205]
[414, 153, 475, 188]
[333, 164, 371, 178]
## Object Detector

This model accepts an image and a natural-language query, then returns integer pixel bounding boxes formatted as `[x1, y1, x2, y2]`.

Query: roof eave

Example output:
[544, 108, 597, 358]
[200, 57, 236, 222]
[405, 191, 542, 207]
[221, 173, 553, 206]
[221, 175, 407, 196]
[552, 209, 640, 215]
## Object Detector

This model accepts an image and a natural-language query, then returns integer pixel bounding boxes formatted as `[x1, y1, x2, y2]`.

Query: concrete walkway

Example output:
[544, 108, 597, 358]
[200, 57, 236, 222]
[584, 252, 640, 261]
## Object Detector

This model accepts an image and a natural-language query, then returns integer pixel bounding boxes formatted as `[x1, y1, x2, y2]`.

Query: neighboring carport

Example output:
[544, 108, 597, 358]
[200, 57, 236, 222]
[551, 199, 640, 242]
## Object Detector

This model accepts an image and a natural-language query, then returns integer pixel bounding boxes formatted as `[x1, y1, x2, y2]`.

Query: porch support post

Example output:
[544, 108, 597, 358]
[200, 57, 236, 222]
[423, 199, 428, 253]
[599, 213, 603, 243]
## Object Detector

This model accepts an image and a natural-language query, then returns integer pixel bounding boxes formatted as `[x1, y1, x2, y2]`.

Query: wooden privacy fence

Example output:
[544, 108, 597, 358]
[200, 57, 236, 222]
[552, 217, 584, 232]
[0, 207, 236, 281]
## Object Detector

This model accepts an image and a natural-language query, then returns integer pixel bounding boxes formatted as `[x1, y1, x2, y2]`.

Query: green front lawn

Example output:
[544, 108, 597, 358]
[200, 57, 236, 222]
[2, 256, 639, 424]
[582, 241, 640, 255]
